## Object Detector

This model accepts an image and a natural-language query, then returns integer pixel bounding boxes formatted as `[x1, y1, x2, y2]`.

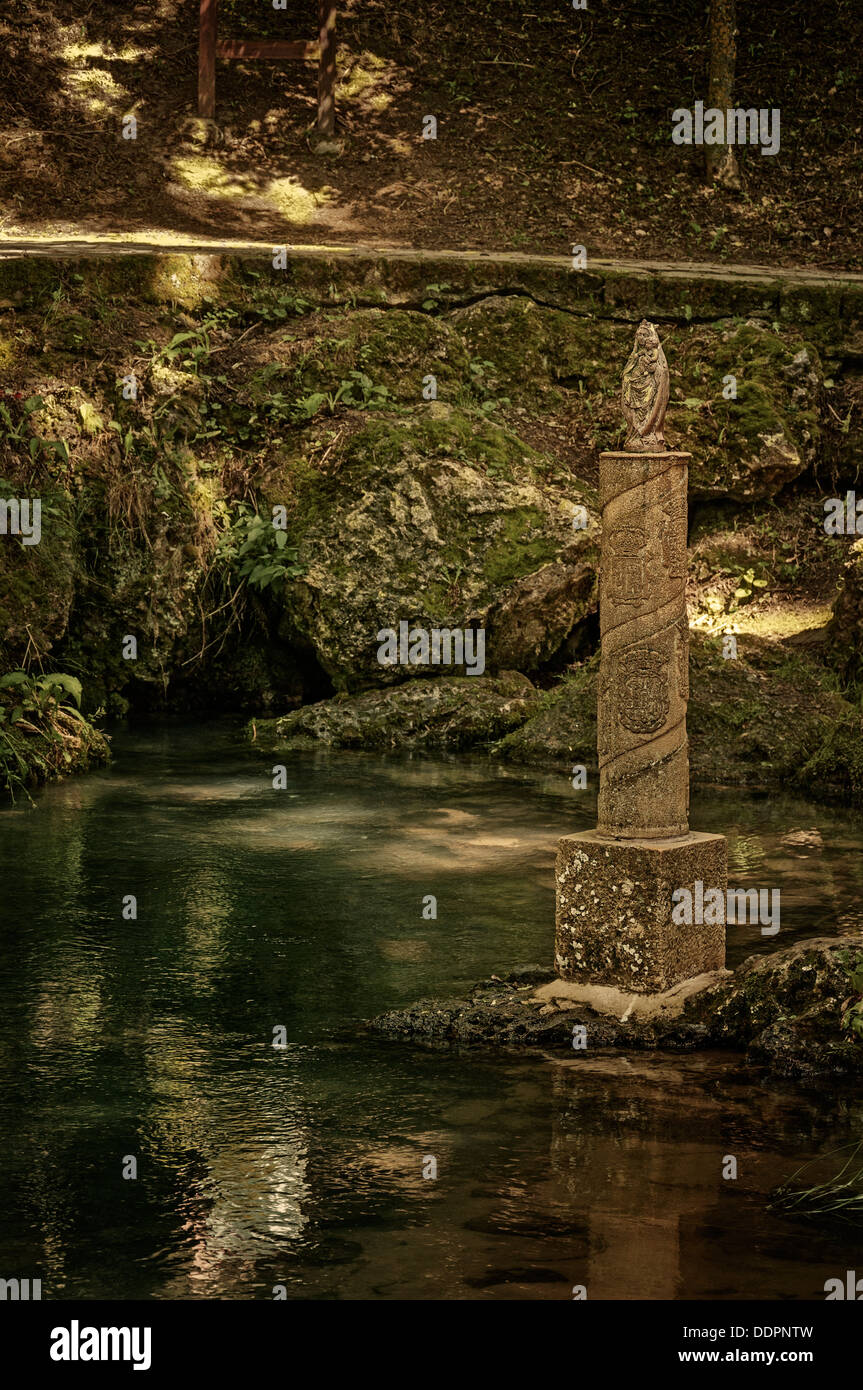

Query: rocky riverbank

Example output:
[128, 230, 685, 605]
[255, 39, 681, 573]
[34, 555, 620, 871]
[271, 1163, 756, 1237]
[2, 251, 863, 793]
[368, 933, 863, 1080]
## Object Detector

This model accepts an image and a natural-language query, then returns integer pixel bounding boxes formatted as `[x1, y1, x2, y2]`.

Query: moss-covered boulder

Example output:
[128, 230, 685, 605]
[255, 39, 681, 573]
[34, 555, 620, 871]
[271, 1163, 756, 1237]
[495, 634, 863, 804]
[671, 324, 822, 501]
[492, 663, 598, 767]
[249, 670, 539, 751]
[684, 934, 863, 1077]
[268, 408, 598, 690]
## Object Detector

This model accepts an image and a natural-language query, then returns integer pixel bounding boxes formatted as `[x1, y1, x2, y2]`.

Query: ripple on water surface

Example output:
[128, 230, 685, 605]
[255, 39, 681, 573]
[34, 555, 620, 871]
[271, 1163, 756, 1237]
[0, 724, 861, 1298]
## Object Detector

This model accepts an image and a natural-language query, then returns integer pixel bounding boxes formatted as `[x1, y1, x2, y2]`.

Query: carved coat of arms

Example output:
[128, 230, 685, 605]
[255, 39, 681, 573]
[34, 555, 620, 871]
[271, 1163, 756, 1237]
[607, 525, 646, 604]
[619, 647, 669, 735]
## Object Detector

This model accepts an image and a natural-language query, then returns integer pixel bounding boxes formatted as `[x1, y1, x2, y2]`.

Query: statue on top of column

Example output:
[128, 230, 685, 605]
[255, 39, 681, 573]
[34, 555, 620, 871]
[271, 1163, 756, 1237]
[621, 320, 670, 453]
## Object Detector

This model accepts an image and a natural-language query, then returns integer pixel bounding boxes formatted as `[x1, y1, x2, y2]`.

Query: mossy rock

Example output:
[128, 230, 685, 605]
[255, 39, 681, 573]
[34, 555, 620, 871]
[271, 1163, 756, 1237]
[266, 408, 598, 690]
[263, 307, 472, 405]
[249, 670, 540, 751]
[493, 660, 598, 766]
[441, 304, 823, 501]
[684, 934, 863, 1076]
[494, 634, 863, 804]
[449, 297, 616, 403]
[668, 323, 822, 500]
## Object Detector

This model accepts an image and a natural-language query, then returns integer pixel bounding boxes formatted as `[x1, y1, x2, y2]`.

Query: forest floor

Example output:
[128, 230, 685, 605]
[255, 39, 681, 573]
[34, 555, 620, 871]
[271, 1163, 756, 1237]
[0, 0, 860, 268]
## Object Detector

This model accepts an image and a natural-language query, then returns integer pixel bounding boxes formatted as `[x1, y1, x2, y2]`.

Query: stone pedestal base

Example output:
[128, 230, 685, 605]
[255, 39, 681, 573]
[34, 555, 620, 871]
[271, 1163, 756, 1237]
[555, 830, 727, 994]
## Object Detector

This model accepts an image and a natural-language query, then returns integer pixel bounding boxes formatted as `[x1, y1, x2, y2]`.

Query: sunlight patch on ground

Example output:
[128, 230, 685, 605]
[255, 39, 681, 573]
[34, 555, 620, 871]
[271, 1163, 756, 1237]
[380, 135, 413, 157]
[63, 68, 130, 120]
[336, 49, 400, 113]
[266, 176, 333, 221]
[691, 600, 833, 638]
[61, 43, 152, 63]
[171, 156, 331, 222]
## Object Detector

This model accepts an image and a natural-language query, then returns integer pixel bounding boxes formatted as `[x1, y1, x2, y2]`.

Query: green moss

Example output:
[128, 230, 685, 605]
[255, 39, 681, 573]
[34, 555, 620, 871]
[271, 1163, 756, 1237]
[797, 713, 863, 802]
[0, 484, 78, 668]
[143, 256, 227, 310]
[481, 507, 559, 586]
[0, 259, 61, 305]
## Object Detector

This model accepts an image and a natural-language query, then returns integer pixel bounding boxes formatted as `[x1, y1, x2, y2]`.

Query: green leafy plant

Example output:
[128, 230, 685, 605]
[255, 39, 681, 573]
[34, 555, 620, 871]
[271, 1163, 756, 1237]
[421, 282, 452, 311]
[0, 670, 92, 800]
[297, 370, 390, 419]
[731, 566, 769, 607]
[218, 504, 306, 592]
[464, 358, 511, 416]
[137, 328, 212, 375]
[0, 395, 70, 466]
[0, 394, 44, 443]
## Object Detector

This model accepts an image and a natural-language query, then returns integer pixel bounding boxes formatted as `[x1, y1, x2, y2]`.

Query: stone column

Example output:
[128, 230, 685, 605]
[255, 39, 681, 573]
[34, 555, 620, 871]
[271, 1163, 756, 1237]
[554, 321, 727, 995]
[597, 450, 690, 840]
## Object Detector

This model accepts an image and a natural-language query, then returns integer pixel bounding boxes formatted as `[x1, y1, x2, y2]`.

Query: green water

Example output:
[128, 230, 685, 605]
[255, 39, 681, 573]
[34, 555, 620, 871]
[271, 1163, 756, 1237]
[1, 724, 863, 1300]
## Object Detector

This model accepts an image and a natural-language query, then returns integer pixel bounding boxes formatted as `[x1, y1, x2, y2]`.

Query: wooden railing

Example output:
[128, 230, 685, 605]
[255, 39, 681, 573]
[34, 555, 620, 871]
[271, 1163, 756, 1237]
[198, 0, 337, 136]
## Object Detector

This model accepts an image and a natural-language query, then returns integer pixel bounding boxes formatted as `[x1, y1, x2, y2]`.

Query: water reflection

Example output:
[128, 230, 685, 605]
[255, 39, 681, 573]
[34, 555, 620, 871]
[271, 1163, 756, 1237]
[1, 724, 863, 1298]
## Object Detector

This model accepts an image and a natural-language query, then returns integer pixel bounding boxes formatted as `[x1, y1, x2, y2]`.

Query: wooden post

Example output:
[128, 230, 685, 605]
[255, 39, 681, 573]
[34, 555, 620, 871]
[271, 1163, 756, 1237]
[198, 0, 217, 120]
[198, 0, 334, 130]
[316, 0, 337, 137]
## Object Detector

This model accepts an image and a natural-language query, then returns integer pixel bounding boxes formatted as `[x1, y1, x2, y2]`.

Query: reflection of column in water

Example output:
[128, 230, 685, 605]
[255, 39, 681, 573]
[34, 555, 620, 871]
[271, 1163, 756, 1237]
[549, 1062, 722, 1300]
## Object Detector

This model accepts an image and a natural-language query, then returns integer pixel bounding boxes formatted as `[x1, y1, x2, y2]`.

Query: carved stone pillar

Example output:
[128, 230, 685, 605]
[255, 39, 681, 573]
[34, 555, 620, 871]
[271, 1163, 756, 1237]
[554, 322, 727, 995]
[597, 450, 690, 840]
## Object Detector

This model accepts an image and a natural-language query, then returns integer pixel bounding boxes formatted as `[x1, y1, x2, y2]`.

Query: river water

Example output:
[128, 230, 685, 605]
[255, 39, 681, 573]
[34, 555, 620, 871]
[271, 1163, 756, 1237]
[1, 724, 862, 1300]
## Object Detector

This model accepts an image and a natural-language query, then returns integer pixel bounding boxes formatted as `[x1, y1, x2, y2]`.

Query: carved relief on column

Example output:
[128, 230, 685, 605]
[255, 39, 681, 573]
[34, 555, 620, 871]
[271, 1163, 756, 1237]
[596, 451, 690, 841]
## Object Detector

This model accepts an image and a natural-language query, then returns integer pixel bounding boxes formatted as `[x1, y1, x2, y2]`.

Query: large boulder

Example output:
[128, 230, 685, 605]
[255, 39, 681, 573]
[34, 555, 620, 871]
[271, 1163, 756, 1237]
[268, 409, 599, 691]
[685, 934, 863, 1078]
[671, 323, 822, 501]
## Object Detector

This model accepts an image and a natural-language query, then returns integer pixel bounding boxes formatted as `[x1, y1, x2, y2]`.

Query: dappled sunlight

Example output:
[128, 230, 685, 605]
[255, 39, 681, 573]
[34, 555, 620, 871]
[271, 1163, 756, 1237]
[171, 154, 332, 224]
[62, 67, 131, 122]
[2, 0, 856, 263]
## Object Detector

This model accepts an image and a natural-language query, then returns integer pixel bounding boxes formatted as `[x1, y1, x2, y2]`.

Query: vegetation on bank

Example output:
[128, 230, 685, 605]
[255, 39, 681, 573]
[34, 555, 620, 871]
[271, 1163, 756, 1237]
[0, 254, 861, 796]
[0, 669, 109, 799]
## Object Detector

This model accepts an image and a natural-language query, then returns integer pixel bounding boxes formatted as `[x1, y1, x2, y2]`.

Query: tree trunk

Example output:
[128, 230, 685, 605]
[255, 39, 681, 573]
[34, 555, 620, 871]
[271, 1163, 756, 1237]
[706, 0, 741, 189]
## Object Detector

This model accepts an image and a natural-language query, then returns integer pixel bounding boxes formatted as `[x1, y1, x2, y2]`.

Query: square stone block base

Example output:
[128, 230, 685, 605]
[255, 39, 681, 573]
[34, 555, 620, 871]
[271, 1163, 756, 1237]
[555, 830, 727, 994]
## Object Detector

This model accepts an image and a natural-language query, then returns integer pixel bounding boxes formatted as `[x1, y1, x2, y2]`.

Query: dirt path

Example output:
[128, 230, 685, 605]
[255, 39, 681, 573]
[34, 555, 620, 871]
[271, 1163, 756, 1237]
[2, 236, 863, 291]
